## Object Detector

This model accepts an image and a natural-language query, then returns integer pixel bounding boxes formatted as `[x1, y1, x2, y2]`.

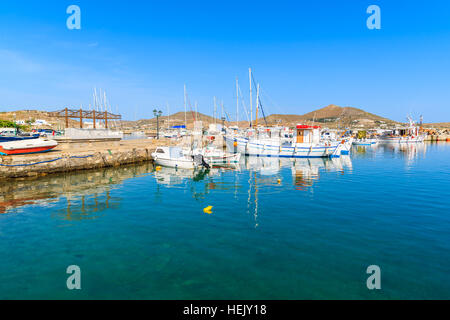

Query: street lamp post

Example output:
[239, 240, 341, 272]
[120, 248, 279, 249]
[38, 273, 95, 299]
[153, 109, 163, 139]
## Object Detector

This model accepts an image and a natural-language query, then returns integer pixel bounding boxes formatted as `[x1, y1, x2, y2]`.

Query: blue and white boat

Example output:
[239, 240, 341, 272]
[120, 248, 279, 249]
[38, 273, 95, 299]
[225, 125, 345, 158]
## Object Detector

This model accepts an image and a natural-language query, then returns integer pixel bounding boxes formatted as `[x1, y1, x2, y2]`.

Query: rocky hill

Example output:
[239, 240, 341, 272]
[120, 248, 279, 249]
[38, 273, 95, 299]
[260, 105, 397, 128]
[2, 105, 424, 130]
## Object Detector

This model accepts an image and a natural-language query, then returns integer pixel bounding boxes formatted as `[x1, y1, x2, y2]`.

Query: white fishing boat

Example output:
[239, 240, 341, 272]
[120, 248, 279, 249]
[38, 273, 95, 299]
[378, 134, 425, 144]
[225, 125, 343, 158]
[378, 116, 425, 144]
[321, 130, 354, 155]
[152, 146, 198, 169]
[152, 146, 211, 169]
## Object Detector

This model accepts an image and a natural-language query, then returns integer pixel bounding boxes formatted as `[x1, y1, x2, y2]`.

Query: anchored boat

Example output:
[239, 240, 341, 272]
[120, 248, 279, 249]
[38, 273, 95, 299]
[151, 146, 211, 169]
[225, 125, 344, 158]
[0, 138, 58, 155]
[378, 116, 426, 144]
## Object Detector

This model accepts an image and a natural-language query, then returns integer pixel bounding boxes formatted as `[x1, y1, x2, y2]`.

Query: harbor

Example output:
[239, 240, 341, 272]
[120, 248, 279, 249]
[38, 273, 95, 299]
[2, 1, 450, 304]
[1, 142, 450, 299]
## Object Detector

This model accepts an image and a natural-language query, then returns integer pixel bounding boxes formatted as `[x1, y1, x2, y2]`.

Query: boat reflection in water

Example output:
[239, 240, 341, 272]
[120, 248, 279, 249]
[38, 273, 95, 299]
[0, 163, 154, 218]
[1, 154, 353, 220]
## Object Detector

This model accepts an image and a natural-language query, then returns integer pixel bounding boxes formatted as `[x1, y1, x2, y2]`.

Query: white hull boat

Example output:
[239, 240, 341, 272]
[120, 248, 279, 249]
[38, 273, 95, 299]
[194, 145, 241, 165]
[378, 135, 425, 144]
[225, 136, 340, 158]
[152, 146, 199, 169]
[0, 138, 58, 155]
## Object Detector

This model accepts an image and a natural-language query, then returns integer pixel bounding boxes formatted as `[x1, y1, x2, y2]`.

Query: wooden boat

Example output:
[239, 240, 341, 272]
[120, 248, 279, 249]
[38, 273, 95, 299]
[0, 138, 58, 155]
[225, 125, 342, 158]
[152, 146, 205, 169]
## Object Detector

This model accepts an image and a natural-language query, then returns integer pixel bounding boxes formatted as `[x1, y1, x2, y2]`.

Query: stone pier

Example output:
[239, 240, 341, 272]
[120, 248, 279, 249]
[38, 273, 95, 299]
[0, 138, 174, 180]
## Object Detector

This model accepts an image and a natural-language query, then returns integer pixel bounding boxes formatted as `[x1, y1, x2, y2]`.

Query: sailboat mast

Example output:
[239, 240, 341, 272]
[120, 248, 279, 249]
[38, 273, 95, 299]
[255, 83, 260, 127]
[183, 84, 187, 128]
[214, 96, 217, 125]
[236, 77, 239, 126]
[249, 68, 253, 127]
[167, 102, 170, 130]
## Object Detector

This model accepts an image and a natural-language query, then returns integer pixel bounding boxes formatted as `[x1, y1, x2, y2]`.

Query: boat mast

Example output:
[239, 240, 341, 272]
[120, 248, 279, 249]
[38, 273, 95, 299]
[214, 96, 217, 125]
[255, 83, 260, 127]
[167, 102, 170, 131]
[184, 84, 187, 128]
[249, 68, 253, 128]
[195, 101, 198, 121]
[236, 77, 239, 126]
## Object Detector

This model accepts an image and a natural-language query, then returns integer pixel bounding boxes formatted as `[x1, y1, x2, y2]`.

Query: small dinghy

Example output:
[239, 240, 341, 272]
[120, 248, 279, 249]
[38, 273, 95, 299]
[0, 138, 58, 155]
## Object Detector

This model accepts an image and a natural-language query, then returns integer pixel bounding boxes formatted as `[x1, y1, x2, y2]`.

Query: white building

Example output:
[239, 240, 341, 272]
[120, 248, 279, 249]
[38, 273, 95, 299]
[32, 119, 50, 126]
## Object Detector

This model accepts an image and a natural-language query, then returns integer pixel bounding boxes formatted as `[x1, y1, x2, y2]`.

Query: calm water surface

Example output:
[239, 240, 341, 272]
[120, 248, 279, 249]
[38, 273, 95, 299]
[1, 143, 449, 299]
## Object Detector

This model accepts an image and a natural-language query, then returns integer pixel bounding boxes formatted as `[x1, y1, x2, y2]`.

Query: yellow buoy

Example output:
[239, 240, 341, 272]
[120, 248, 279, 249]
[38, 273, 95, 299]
[155, 166, 162, 171]
[203, 206, 213, 214]
[277, 179, 281, 184]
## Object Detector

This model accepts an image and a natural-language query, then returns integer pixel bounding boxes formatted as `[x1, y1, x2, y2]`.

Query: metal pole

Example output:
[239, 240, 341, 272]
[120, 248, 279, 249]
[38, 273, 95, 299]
[249, 68, 253, 127]
[255, 83, 260, 127]
[157, 115, 159, 139]
[184, 84, 187, 128]
[236, 77, 239, 125]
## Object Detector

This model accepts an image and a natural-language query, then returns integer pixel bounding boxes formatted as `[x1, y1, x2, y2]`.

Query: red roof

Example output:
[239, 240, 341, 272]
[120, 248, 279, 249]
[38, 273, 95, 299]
[296, 125, 321, 129]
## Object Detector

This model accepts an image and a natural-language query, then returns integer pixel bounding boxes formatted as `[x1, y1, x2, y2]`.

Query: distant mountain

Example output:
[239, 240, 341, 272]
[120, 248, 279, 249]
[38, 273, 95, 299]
[261, 104, 397, 128]
[0, 105, 412, 130]
[120, 111, 216, 129]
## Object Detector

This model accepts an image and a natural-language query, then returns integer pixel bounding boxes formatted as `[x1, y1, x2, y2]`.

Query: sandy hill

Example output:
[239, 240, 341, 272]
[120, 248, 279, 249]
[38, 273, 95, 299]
[0, 110, 78, 128]
[2, 105, 415, 130]
[260, 105, 397, 128]
[120, 111, 217, 130]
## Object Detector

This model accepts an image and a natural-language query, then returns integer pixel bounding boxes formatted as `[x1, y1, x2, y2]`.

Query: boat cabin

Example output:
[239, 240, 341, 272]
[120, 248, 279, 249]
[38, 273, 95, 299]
[296, 125, 321, 144]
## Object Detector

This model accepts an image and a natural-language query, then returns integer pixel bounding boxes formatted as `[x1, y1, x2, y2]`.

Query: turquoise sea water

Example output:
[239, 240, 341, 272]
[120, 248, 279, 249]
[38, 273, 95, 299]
[0, 143, 449, 299]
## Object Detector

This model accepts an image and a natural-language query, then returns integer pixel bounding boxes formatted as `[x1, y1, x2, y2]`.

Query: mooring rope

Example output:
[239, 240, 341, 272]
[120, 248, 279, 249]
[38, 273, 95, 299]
[0, 155, 94, 167]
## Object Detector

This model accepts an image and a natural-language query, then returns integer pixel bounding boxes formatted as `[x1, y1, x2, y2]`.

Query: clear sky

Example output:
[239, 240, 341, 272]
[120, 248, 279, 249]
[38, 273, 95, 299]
[1, 0, 450, 122]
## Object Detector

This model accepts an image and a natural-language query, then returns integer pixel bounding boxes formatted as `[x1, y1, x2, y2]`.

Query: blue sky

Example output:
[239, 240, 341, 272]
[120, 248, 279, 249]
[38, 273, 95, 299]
[1, 0, 450, 122]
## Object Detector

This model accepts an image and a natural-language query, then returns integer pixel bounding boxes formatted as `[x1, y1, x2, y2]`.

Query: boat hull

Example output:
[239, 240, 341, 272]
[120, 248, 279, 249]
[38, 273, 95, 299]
[0, 145, 56, 155]
[203, 152, 241, 165]
[224, 136, 339, 158]
[153, 157, 197, 169]
[378, 136, 425, 144]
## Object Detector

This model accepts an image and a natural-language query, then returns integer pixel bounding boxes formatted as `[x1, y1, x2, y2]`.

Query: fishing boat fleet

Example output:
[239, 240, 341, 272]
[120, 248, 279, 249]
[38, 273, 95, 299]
[1, 69, 427, 165]
[151, 69, 426, 169]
